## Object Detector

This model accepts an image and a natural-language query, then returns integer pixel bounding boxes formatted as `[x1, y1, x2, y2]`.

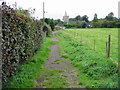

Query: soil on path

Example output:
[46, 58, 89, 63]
[35, 31, 84, 88]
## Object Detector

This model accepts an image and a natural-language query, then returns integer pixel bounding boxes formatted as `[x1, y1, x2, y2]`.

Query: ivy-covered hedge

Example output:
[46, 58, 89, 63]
[1, 2, 51, 85]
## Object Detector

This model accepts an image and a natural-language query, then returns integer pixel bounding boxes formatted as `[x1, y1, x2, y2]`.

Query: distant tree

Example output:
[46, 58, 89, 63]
[45, 18, 51, 24]
[82, 15, 89, 22]
[91, 12, 119, 28]
[105, 12, 114, 21]
[81, 21, 88, 28]
[68, 15, 90, 28]
[75, 15, 82, 21]
[108, 12, 114, 17]
[93, 13, 98, 21]
[54, 19, 64, 25]
[50, 19, 55, 30]
[44, 18, 55, 30]
[69, 18, 76, 21]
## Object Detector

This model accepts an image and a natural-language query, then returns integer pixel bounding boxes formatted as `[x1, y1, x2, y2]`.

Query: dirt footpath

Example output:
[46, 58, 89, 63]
[35, 31, 84, 88]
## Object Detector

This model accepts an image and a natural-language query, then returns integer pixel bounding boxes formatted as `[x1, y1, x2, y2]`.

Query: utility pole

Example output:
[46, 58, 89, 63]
[0, 4, 2, 90]
[43, 2, 45, 24]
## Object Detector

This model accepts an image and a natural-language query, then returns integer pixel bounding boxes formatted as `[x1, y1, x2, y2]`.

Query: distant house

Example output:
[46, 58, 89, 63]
[55, 24, 66, 30]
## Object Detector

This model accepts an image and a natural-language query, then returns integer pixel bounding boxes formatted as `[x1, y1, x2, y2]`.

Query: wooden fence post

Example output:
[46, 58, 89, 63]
[94, 39, 96, 51]
[107, 35, 111, 57]
[0, 5, 2, 90]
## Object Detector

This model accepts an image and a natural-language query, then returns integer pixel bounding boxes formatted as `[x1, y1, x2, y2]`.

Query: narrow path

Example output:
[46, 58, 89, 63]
[35, 31, 84, 88]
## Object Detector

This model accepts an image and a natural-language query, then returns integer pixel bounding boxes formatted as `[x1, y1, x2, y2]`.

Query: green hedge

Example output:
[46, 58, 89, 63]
[2, 3, 51, 85]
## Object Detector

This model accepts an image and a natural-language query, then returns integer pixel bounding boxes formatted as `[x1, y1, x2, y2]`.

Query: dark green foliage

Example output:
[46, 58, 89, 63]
[82, 15, 89, 22]
[68, 15, 90, 28]
[64, 21, 89, 28]
[68, 12, 119, 28]
[54, 19, 64, 25]
[2, 3, 51, 85]
[43, 18, 64, 31]
[93, 13, 98, 21]
[92, 19, 120, 28]
[42, 23, 52, 37]
[75, 15, 82, 21]
[3, 37, 53, 88]
[43, 18, 55, 30]
[105, 12, 118, 21]
[92, 12, 120, 28]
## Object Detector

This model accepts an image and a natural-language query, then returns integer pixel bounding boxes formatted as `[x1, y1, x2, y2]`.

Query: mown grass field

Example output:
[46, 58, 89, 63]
[64, 28, 118, 61]
[56, 28, 118, 88]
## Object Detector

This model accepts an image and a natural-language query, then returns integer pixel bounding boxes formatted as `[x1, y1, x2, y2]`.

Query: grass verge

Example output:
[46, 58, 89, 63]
[4, 37, 55, 88]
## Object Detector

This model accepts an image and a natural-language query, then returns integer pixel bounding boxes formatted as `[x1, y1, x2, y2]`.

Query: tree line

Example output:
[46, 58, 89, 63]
[92, 12, 120, 28]
[43, 12, 120, 29]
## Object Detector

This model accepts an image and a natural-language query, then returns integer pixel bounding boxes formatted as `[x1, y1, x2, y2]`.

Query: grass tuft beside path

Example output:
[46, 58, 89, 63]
[4, 37, 54, 88]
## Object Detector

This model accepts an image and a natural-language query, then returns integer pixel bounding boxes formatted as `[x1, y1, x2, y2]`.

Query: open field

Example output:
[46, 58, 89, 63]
[56, 28, 118, 88]
[64, 28, 118, 61]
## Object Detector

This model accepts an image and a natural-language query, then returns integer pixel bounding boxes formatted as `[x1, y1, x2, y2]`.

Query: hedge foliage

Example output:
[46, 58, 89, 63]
[1, 2, 51, 85]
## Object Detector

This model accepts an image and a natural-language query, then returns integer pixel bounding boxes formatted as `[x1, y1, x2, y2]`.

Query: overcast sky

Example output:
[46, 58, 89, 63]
[1, 0, 120, 20]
